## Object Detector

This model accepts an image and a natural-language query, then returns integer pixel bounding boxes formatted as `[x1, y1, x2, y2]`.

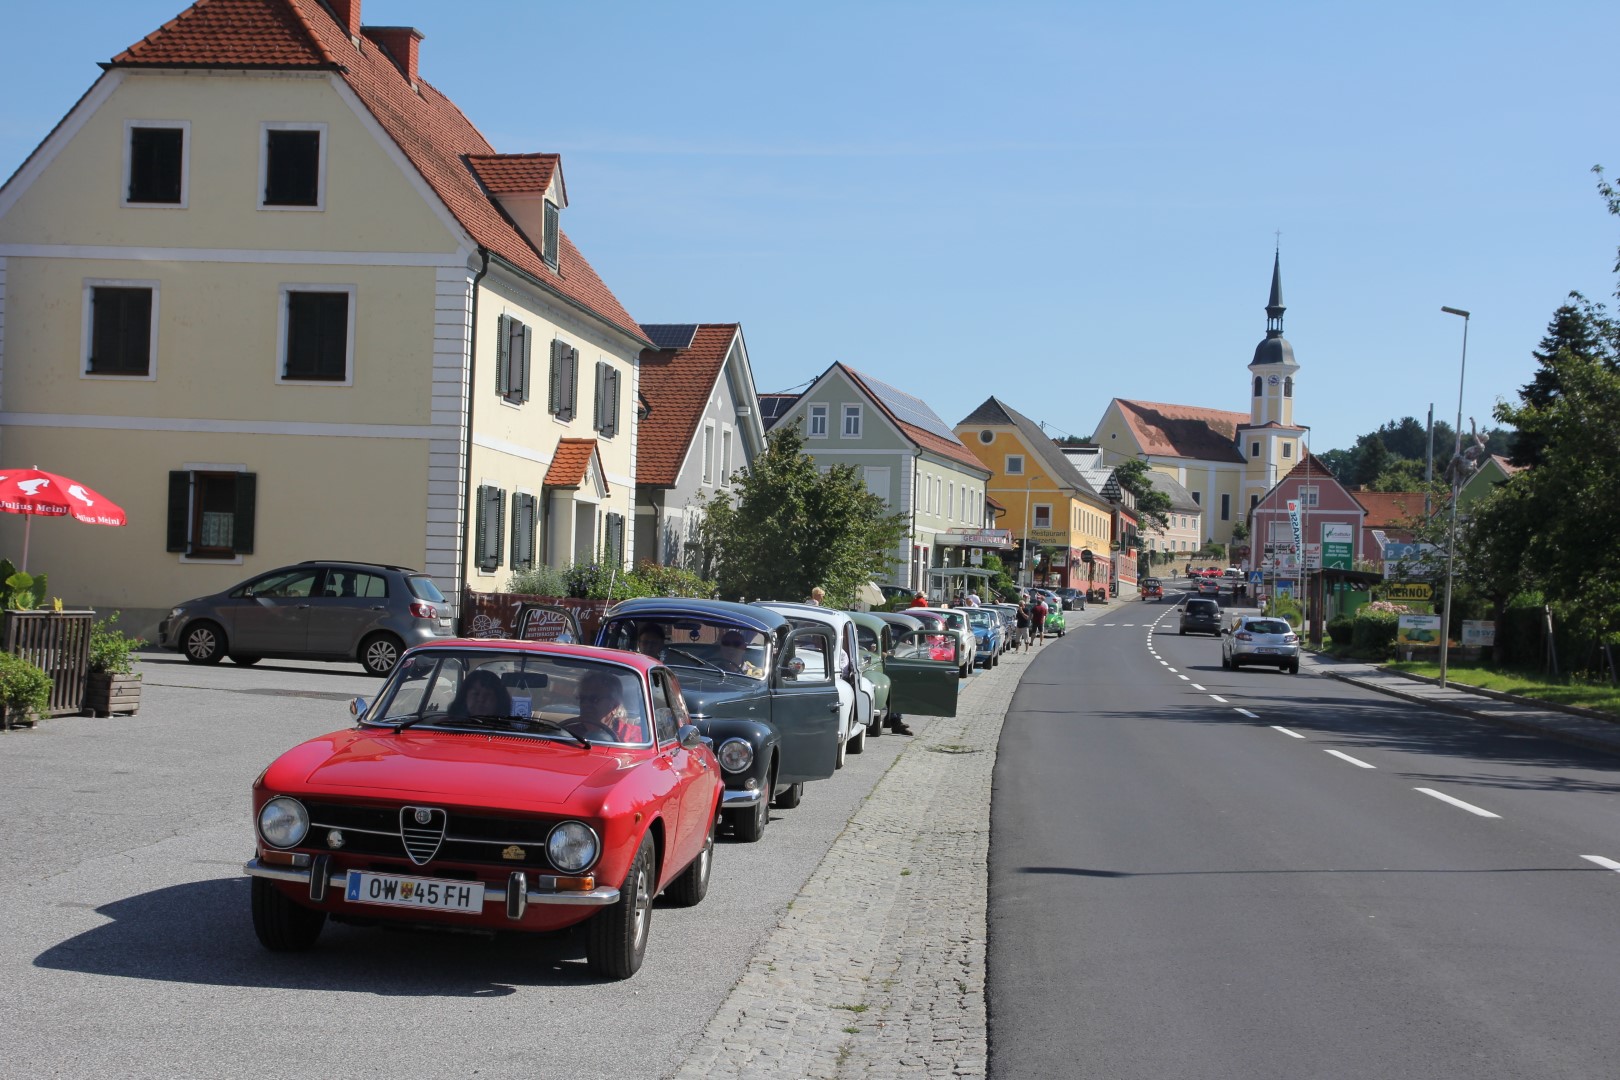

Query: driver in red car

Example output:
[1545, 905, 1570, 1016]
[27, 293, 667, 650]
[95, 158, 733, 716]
[575, 669, 648, 743]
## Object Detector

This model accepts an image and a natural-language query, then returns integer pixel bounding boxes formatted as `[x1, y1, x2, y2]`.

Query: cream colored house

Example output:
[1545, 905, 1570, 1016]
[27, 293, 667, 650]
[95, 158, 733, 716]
[0, 0, 649, 639]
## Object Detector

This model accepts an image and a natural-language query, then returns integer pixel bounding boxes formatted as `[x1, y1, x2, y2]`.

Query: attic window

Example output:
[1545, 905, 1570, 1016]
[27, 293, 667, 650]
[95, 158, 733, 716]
[542, 200, 559, 268]
[978, 429, 994, 444]
[261, 124, 325, 210]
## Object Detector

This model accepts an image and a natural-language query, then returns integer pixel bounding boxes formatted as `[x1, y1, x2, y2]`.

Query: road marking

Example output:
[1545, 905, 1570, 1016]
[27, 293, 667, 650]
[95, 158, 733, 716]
[1415, 788, 1500, 818]
[1190, 683, 1205, 691]
[1177, 674, 1189, 681]
[1324, 749, 1376, 769]
[1271, 725, 1304, 738]
[1236, 708, 1259, 718]
[1581, 855, 1620, 872]
[1159, 660, 1169, 666]
[1209, 694, 1228, 703]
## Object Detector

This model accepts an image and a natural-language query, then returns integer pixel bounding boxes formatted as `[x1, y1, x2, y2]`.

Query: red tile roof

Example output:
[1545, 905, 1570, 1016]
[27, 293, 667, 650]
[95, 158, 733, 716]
[636, 325, 737, 487]
[545, 438, 601, 489]
[465, 153, 560, 198]
[1351, 490, 1428, 527]
[109, 0, 645, 345]
[1112, 399, 1248, 463]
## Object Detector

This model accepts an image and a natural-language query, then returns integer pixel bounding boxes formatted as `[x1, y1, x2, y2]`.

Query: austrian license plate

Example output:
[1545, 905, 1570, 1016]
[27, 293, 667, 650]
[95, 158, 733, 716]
[1254, 648, 1279, 654]
[344, 871, 482, 914]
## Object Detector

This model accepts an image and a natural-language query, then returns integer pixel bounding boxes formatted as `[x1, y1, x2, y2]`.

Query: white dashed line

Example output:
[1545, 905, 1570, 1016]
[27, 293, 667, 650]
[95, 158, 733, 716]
[1324, 749, 1376, 769]
[1581, 856, 1620, 872]
[1159, 660, 1169, 666]
[1271, 725, 1305, 738]
[1177, 674, 1189, 681]
[1209, 694, 1228, 703]
[1415, 788, 1500, 818]
[1236, 708, 1259, 719]
[1190, 683, 1205, 691]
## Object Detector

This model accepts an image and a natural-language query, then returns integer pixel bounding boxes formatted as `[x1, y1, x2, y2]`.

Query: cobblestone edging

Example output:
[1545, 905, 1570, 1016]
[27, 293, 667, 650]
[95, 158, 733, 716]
[670, 630, 1066, 1079]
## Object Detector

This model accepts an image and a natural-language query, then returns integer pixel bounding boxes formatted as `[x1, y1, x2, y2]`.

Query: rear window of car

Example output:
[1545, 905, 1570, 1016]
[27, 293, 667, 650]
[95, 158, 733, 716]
[1246, 620, 1293, 635]
[408, 574, 446, 603]
[1186, 600, 1218, 614]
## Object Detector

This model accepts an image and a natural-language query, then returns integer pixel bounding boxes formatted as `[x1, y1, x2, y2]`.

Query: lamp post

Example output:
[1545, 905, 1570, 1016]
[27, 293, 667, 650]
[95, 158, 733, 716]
[1438, 306, 1470, 689]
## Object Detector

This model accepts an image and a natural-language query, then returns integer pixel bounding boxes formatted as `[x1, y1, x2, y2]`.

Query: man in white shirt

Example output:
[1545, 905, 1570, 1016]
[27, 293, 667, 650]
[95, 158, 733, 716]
[966, 589, 981, 607]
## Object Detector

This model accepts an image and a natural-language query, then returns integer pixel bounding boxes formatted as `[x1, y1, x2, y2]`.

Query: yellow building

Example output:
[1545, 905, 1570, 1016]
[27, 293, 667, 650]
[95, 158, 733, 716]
[1090, 253, 1307, 553]
[955, 398, 1114, 594]
[0, 0, 649, 639]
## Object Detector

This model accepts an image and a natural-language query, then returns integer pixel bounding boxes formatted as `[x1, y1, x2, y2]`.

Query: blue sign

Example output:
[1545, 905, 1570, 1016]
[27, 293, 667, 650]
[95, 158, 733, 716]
[1248, 571, 1264, 584]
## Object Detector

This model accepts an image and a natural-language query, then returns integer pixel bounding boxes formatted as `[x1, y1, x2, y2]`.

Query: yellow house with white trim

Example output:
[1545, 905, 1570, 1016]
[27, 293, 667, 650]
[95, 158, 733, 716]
[0, 0, 649, 642]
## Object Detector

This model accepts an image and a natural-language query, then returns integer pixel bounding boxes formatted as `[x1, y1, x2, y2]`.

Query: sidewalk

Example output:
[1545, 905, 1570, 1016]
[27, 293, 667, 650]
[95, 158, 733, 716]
[670, 600, 1113, 1080]
[1305, 652, 1620, 755]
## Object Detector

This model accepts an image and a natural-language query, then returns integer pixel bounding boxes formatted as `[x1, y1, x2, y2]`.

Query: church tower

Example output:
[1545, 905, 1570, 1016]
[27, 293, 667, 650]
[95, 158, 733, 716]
[1238, 250, 1307, 513]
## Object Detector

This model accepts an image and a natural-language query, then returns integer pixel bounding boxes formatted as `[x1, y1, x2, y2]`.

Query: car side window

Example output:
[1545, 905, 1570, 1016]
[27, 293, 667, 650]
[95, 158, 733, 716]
[248, 568, 319, 598]
[651, 672, 680, 744]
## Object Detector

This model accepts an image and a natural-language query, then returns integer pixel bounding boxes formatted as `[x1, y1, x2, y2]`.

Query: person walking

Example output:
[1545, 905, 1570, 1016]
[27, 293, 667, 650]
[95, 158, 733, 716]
[1015, 602, 1032, 653]
[1032, 595, 1049, 644]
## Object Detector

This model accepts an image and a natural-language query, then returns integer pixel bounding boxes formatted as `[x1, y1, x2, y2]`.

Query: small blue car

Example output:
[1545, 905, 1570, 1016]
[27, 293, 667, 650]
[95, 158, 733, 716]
[966, 608, 1005, 668]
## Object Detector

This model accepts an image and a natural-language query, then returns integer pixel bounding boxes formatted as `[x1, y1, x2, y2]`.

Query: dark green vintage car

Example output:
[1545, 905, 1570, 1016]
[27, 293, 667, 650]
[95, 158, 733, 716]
[597, 599, 842, 843]
[858, 611, 961, 734]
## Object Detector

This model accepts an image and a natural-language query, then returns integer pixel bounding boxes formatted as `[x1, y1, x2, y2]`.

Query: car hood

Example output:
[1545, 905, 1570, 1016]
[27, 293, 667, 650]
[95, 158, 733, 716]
[263, 728, 632, 813]
[669, 671, 768, 720]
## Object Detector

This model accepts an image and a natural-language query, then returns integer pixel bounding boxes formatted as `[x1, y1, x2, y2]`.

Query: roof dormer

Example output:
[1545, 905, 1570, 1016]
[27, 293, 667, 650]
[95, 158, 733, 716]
[464, 153, 568, 270]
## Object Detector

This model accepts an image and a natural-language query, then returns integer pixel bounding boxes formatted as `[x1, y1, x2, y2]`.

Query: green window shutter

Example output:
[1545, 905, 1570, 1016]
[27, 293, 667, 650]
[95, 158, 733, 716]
[606, 368, 620, 437]
[166, 471, 191, 552]
[543, 200, 560, 268]
[495, 314, 510, 396]
[494, 488, 507, 569]
[234, 473, 257, 554]
[548, 339, 563, 415]
[562, 347, 578, 421]
[475, 485, 490, 570]
[593, 362, 605, 432]
[519, 324, 533, 403]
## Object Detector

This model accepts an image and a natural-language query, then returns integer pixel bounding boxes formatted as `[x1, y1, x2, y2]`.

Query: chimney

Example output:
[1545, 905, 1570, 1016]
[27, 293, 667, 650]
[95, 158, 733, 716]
[363, 26, 424, 86]
[328, 0, 362, 40]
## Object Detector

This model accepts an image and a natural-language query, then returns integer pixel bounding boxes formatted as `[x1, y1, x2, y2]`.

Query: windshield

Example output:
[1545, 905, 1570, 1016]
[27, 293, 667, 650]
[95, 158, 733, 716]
[365, 648, 651, 746]
[967, 611, 996, 628]
[600, 616, 770, 680]
[939, 611, 965, 630]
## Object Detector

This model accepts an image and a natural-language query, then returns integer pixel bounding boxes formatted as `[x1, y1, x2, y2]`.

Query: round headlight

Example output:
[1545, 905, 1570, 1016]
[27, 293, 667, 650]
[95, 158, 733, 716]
[717, 737, 754, 774]
[547, 821, 600, 873]
[258, 796, 310, 849]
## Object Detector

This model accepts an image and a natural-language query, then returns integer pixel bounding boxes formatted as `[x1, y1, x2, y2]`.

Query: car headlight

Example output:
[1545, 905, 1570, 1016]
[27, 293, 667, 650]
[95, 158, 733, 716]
[258, 796, 310, 848]
[547, 821, 600, 873]
[169, 606, 185, 619]
[717, 737, 754, 774]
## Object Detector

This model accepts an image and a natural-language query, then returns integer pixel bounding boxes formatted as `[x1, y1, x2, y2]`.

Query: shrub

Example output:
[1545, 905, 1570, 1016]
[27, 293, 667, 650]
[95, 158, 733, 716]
[1265, 595, 1303, 625]
[0, 560, 47, 610]
[1326, 614, 1354, 648]
[625, 562, 715, 598]
[505, 562, 717, 602]
[1352, 607, 1401, 658]
[505, 564, 568, 597]
[88, 612, 146, 675]
[0, 652, 52, 722]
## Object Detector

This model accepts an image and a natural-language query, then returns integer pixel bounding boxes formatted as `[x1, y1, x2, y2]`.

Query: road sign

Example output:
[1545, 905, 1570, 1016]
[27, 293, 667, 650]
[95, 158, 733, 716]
[1386, 582, 1433, 602]
[1248, 571, 1263, 584]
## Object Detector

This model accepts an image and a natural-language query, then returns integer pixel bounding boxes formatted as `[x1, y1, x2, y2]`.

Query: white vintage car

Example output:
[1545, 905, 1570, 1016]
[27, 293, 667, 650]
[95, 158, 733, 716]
[753, 602, 875, 768]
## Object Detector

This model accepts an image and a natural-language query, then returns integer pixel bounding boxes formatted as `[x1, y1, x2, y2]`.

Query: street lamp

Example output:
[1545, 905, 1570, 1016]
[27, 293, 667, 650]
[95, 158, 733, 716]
[1438, 306, 1470, 689]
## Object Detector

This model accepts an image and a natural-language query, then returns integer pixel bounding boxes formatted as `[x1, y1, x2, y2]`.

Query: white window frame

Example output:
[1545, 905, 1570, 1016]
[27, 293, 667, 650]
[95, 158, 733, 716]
[808, 403, 829, 439]
[1006, 454, 1024, 476]
[948, 481, 955, 521]
[721, 426, 733, 486]
[842, 403, 862, 438]
[1033, 503, 1052, 529]
[1297, 484, 1320, 508]
[81, 278, 160, 381]
[275, 283, 357, 386]
[702, 421, 716, 485]
[258, 121, 328, 212]
[122, 120, 190, 209]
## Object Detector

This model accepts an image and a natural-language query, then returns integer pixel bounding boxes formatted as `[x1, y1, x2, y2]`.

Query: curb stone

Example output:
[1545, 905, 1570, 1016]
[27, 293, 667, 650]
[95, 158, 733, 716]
[669, 605, 1108, 1079]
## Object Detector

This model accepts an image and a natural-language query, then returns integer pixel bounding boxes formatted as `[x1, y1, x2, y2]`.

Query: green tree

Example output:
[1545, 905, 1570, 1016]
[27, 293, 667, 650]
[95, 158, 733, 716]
[1111, 458, 1171, 532]
[700, 423, 908, 607]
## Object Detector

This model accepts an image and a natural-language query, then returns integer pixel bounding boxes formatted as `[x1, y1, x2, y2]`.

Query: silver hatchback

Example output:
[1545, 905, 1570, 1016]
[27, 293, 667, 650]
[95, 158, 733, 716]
[158, 560, 453, 675]
[1221, 616, 1301, 673]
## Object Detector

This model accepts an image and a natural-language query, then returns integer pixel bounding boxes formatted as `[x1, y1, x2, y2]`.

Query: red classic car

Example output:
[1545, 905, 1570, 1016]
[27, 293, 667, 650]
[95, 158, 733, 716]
[244, 639, 722, 979]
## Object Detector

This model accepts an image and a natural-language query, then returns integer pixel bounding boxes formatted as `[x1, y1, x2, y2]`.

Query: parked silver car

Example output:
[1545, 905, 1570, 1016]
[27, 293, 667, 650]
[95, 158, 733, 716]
[158, 560, 453, 675]
[1221, 615, 1301, 673]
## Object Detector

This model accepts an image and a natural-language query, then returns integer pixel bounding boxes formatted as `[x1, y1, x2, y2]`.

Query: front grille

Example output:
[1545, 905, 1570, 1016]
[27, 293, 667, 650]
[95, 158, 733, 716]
[303, 800, 564, 871]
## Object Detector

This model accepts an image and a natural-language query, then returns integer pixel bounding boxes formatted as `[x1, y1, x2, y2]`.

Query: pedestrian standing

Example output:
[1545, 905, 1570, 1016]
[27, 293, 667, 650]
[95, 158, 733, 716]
[909, 593, 928, 609]
[1015, 602, 1032, 652]
[1032, 596, 1048, 643]
[808, 586, 825, 606]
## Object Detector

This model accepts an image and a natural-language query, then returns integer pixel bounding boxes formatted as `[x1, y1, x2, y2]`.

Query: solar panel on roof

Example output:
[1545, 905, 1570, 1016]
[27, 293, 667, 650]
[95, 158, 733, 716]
[640, 324, 699, 350]
[854, 370, 960, 443]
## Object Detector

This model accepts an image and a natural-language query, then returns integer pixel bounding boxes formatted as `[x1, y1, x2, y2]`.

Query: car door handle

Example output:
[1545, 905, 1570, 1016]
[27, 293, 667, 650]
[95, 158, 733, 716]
[370, 605, 387, 611]
[827, 703, 841, 712]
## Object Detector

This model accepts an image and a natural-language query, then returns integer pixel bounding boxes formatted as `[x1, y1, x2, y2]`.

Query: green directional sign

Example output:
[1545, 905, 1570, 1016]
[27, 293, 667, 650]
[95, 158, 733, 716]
[1320, 522, 1353, 570]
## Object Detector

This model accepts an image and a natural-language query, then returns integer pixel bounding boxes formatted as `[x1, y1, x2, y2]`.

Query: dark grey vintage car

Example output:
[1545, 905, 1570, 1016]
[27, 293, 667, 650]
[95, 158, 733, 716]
[596, 599, 841, 842]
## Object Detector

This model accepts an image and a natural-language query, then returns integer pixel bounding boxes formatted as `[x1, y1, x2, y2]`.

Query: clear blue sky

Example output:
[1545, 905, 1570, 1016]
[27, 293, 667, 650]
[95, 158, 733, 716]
[4, 0, 1616, 454]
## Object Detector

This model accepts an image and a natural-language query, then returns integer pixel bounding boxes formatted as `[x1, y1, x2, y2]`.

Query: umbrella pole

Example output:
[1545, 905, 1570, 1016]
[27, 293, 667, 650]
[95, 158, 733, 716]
[20, 514, 31, 574]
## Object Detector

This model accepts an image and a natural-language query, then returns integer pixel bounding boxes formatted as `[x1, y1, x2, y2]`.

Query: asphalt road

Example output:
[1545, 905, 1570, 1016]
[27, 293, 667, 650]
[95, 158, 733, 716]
[988, 594, 1620, 1080]
[0, 651, 921, 1079]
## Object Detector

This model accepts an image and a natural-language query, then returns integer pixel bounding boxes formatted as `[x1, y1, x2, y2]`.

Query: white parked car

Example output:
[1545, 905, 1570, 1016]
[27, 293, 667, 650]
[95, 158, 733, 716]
[754, 602, 874, 767]
[931, 607, 979, 678]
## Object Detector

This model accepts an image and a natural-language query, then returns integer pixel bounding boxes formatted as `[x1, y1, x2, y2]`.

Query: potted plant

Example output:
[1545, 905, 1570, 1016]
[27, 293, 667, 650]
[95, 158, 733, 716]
[85, 612, 145, 717]
[0, 651, 52, 729]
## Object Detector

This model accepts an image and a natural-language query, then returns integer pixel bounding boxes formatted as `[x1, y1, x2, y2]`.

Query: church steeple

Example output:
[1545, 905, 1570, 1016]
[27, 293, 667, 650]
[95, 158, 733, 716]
[1265, 249, 1285, 335]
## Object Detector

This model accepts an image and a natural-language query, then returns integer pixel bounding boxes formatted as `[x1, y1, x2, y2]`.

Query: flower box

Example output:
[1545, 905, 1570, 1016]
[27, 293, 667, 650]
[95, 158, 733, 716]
[85, 672, 141, 717]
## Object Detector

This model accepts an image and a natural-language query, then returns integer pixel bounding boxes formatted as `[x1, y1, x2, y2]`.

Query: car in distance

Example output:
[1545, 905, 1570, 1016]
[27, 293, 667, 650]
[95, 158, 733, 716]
[243, 638, 722, 979]
[1221, 615, 1301, 673]
[159, 560, 452, 675]
[1140, 578, 1163, 600]
[852, 610, 961, 734]
[965, 607, 1005, 667]
[1055, 587, 1086, 610]
[1196, 578, 1222, 596]
[1179, 597, 1222, 636]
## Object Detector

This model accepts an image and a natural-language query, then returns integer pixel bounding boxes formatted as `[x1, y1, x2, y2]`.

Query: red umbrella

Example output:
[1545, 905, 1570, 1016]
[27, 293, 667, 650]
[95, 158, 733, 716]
[0, 467, 127, 572]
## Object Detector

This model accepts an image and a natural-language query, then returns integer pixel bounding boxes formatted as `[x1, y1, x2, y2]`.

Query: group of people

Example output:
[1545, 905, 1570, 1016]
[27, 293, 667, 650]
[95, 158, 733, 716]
[1011, 594, 1051, 652]
[450, 666, 647, 743]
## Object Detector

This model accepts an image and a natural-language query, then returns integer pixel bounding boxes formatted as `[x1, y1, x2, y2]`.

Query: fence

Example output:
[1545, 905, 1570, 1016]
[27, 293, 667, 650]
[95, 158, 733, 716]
[459, 592, 612, 644]
[3, 610, 93, 717]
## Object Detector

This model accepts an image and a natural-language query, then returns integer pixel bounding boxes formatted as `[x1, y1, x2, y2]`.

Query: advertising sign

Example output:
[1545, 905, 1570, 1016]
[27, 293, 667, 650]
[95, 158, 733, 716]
[1397, 614, 1443, 647]
[1462, 620, 1497, 647]
[1386, 582, 1433, 602]
[969, 548, 983, 566]
[1321, 521, 1353, 570]
[1287, 499, 1302, 556]
[1050, 551, 1068, 568]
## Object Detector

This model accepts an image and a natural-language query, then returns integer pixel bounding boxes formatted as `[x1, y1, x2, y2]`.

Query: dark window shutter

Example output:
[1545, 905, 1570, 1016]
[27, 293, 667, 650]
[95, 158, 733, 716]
[606, 368, 621, 437]
[548, 339, 563, 415]
[543, 200, 560, 268]
[167, 471, 191, 552]
[593, 362, 605, 432]
[475, 484, 490, 569]
[285, 291, 347, 380]
[129, 127, 183, 203]
[90, 287, 153, 375]
[494, 488, 507, 569]
[234, 473, 257, 554]
[495, 314, 510, 396]
[562, 347, 578, 421]
[519, 324, 532, 403]
[510, 492, 531, 570]
[265, 129, 320, 206]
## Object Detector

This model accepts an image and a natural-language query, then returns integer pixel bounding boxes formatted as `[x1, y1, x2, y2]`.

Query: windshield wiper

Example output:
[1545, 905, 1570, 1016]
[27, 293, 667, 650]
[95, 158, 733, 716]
[665, 646, 730, 678]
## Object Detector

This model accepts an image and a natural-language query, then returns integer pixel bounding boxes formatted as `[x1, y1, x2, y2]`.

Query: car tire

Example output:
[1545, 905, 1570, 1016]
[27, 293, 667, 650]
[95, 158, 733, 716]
[1178, 628, 1186, 636]
[1221, 653, 1231, 670]
[231, 655, 261, 667]
[1288, 660, 1300, 674]
[250, 877, 326, 952]
[358, 632, 403, 677]
[182, 621, 227, 665]
[728, 787, 770, 842]
[773, 781, 804, 809]
[960, 663, 970, 679]
[663, 813, 715, 908]
[586, 831, 654, 979]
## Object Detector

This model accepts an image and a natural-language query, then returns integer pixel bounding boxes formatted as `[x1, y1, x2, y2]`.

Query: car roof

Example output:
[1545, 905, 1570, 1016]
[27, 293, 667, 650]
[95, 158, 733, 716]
[409, 637, 661, 673]
[294, 560, 423, 574]
[607, 597, 784, 634]
[753, 601, 853, 630]
[873, 611, 924, 630]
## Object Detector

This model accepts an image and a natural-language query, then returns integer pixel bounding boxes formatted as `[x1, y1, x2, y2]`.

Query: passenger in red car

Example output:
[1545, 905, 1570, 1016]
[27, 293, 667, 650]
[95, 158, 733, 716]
[452, 669, 511, 716]
[576, 670, 648, 743]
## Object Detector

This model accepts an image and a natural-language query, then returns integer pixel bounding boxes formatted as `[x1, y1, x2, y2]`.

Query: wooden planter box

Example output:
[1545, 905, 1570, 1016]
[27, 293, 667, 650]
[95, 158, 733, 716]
[84, 672, 141, 717]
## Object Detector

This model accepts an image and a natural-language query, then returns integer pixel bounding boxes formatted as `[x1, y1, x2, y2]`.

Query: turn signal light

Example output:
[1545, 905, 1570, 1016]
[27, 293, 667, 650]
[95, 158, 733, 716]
[410, 601, 437, 619]
[555, 875, 595, 892]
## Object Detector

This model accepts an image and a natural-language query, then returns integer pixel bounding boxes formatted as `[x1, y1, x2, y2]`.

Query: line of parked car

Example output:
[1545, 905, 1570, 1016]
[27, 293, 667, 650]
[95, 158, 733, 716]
[232, 572, 985, 981]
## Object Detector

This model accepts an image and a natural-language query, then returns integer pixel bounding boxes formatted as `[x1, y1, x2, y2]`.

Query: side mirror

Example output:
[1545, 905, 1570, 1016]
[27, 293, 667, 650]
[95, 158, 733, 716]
[349, 696, 368, 717]
[678, 724, 704, 750]
[783, 656, 806, 678]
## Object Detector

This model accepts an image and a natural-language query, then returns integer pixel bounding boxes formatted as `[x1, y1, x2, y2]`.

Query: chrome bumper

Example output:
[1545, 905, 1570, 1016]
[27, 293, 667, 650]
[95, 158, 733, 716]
[722, 788, 763, 809]
[243, 858, 619, 917]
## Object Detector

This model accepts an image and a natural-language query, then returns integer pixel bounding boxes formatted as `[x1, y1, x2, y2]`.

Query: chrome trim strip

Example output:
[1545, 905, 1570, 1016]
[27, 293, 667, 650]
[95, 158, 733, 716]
[242, 859, 619, 908]
[721, 789, 763, 808]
